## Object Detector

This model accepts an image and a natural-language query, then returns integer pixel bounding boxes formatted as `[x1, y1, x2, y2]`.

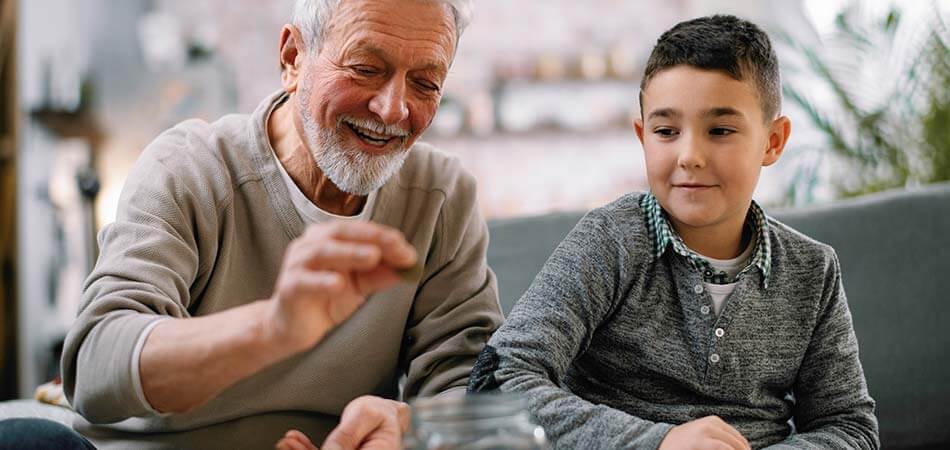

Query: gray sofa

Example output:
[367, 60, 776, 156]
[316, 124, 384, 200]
[3, 183, 948, 449]
[486, 183, 950, 450]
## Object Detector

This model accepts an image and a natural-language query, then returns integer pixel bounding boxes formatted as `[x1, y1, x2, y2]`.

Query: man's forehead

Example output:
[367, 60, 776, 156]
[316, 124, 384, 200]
[325, 0, 456, 65]
[329, 0, 456, 42]
[344, 40, 450, 71]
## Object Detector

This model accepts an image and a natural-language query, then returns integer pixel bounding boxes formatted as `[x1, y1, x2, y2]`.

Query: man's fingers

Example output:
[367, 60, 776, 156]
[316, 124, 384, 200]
[280, 271, 345, 301]
[323, 222, 417, 269]
[323, 403, 384, 450]
[322, 397, 402, 450]
[292, 240, 383, 272]
[276, 429, 317, 450]
[388, 400, 411, 432]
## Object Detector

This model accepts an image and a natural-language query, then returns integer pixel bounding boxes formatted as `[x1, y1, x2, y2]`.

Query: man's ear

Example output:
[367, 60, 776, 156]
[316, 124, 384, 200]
[763, 115, 791, 167]
[279, 24, 306, 93]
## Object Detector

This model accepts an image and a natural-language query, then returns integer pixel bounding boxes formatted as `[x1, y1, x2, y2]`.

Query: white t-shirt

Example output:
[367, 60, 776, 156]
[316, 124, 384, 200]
[272, 149, 378, 225]
[695, 235, 756, 317]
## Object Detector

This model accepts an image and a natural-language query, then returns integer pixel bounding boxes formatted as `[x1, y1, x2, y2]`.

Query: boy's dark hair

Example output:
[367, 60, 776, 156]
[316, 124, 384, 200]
[640, 14, 781, 121]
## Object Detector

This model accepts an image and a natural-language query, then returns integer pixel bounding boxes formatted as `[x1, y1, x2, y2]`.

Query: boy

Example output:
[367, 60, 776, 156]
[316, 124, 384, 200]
[468, 15, 879, 449]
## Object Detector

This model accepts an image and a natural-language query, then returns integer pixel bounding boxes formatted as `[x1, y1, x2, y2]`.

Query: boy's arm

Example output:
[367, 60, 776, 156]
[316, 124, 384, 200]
[765, 251, 880, 449]
[469, 210, 674, 450]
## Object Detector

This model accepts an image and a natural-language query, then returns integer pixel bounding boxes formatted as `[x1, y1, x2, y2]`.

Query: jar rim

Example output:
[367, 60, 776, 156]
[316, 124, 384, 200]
[410, 392, 528, 422]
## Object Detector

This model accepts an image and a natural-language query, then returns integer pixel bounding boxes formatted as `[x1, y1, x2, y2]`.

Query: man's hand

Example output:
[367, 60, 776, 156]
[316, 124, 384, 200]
[265, 222, 417, 353]
[659, 416, 751, 450]
[275, 396, 411, 450]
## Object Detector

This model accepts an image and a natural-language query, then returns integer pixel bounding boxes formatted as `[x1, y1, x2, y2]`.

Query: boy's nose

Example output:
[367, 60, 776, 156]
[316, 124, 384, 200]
[676, 136, 707, 169]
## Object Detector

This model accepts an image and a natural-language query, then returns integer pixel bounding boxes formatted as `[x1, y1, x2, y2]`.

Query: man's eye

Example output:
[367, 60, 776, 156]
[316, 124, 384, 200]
[352, 66, 379, 76]
[414, 80, 440, 92]
[710, 128, 735, 136]
[654, 128, 678, 137]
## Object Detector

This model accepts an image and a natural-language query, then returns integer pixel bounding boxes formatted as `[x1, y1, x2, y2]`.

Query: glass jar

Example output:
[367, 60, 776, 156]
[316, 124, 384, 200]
[404, 392, 549, 450]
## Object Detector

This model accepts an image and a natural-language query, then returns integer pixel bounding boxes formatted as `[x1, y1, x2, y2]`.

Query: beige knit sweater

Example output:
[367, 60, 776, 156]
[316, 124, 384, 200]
[61, 91, 503, 449]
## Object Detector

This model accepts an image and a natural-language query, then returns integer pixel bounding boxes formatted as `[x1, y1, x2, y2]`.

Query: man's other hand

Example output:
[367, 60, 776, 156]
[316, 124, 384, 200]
[275, 396, 410, 450]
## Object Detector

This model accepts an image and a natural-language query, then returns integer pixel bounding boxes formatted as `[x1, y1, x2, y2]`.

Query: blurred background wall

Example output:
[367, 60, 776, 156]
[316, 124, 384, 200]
[1, 0, 947, 398]
[0, 0, 18, 400]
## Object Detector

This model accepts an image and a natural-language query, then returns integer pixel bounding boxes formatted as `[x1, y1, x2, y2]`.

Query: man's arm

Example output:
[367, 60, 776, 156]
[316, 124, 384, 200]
[62, 139, 416, 421]
[140, 221, 416, 414]
[765, 251, 880, 450]
[400, 170, 504, 398]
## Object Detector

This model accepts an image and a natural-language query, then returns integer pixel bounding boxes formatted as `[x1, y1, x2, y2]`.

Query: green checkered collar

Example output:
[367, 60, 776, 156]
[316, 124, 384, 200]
[640, 192, 772, 288]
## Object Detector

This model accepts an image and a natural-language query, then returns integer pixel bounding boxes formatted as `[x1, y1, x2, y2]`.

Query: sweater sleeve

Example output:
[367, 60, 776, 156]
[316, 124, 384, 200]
[401, 168, 504, 397]
[764, 250, 880, 449]
[61, 128, 224, 423]
[470, 209, 674, 450]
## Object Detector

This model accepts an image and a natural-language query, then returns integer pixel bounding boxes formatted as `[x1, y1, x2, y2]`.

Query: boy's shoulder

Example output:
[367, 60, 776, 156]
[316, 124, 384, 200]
[587, 191, 651, 234]
[766, 215, 839, 276]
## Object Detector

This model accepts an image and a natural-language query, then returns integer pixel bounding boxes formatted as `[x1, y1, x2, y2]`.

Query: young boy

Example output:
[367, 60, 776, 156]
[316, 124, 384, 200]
[468, 15, 879, 450]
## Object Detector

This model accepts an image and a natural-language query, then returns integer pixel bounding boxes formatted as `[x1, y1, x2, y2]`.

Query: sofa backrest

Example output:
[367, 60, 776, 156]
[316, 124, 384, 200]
[486, 183, 950, 449]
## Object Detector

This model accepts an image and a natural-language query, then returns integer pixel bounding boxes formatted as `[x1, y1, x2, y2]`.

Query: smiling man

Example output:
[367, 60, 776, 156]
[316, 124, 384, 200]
[0, 1, 503, 449]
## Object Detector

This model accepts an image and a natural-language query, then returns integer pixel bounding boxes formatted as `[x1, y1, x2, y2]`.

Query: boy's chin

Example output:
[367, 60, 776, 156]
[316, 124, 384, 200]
[665, 205, 730, 231]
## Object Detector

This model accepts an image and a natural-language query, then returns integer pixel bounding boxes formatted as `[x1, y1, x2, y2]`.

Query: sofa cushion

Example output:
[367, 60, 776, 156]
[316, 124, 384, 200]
[772, 183, 950, 449]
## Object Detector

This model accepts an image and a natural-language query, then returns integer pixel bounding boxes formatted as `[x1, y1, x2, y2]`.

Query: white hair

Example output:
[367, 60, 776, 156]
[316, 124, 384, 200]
[292, 0, 473, 52]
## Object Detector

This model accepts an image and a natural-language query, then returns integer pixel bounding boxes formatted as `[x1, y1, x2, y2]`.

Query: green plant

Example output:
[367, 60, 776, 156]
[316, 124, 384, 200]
[780, 1, 949, 203]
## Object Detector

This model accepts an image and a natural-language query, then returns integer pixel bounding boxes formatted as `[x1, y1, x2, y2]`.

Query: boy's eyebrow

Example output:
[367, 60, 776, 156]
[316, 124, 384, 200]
[645, 107, 746, 121]
[646, 108, 680, 120]
[704, 107, 745, 119]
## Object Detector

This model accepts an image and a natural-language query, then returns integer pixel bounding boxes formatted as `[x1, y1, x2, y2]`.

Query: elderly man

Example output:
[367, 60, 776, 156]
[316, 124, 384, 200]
[0, 0, 502, 449]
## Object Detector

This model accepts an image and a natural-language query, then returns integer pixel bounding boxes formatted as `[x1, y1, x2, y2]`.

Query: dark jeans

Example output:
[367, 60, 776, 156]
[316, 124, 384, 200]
[0, 418, 96, 450]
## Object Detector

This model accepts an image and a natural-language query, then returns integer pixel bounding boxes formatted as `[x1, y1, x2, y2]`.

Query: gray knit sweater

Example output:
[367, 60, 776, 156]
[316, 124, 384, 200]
[470, 193, 878, 449]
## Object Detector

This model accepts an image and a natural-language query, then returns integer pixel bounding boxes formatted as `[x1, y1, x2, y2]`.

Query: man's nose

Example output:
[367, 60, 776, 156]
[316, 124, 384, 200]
[677, 133, 707, 169]
[369, 77, 410, 126]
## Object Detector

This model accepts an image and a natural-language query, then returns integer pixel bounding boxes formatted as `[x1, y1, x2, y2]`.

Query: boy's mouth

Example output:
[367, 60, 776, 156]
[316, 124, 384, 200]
[674, 183, 716, 190]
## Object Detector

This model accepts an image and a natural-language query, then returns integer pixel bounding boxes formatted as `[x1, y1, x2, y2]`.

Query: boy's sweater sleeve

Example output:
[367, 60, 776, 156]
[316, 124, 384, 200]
[764, 251, 880, 450]
[470, 209, 674, 450]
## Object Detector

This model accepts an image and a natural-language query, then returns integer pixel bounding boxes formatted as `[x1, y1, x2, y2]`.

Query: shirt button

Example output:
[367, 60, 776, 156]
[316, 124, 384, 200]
[693, 284, 704, 294]
[700, 305, 710, 315]
[709, 353, 720, 364]
[715, 328, 725, 338]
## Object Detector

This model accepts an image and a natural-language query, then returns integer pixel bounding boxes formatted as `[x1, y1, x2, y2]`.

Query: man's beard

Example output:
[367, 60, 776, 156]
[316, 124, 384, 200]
[296, 86, 412, 196]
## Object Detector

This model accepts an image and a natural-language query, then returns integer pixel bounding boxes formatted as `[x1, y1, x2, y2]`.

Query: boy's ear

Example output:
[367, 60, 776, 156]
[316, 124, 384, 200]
[634, 117, 645, 145]
[279, 24, 306, 94]
[762, 115, 792, 167]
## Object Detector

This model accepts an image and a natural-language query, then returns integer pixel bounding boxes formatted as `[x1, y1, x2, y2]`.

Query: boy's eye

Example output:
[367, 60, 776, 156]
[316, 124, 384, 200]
[710, 127, 735, 136]
[654, 127, 679, 137]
